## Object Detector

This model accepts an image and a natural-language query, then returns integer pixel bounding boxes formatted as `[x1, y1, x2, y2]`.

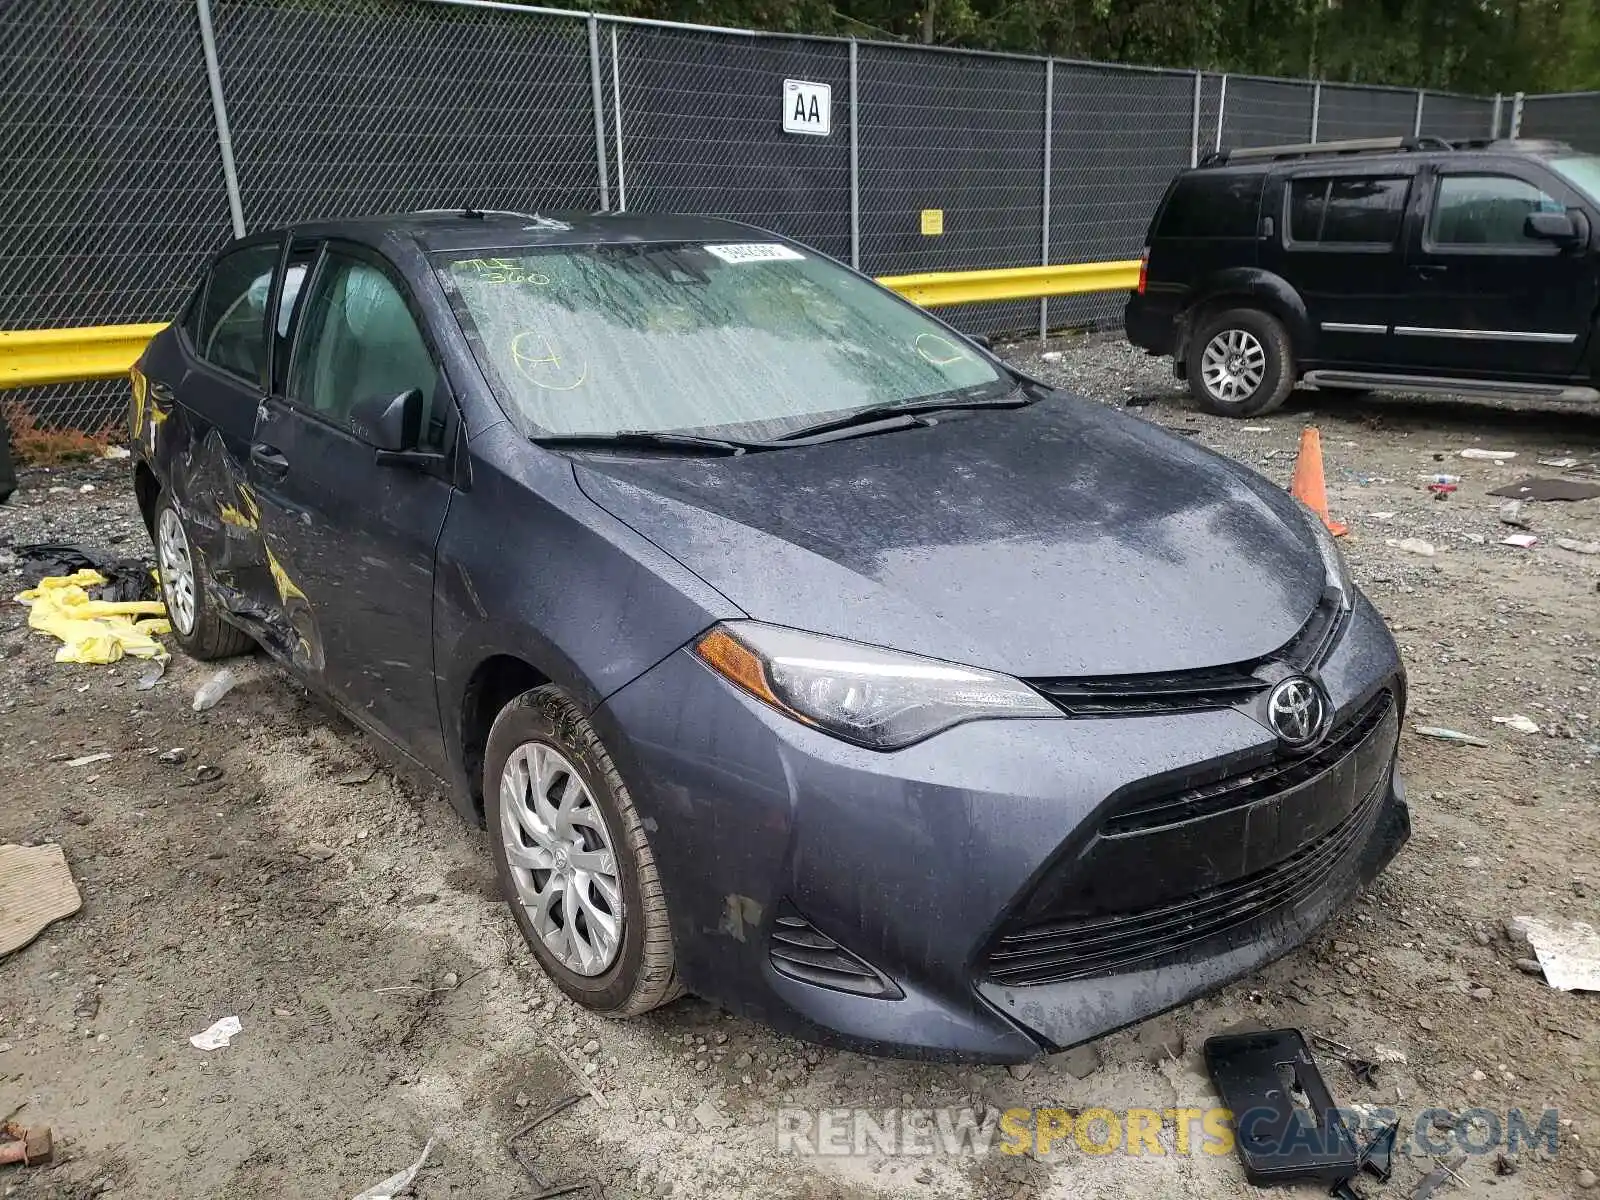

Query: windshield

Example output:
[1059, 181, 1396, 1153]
[435, 241, 1004, 440]
[1549, 155, 1600, 204]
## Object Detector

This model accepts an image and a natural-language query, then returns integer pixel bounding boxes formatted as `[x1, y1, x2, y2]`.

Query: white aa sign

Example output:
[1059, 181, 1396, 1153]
[782, 79, 832, 136]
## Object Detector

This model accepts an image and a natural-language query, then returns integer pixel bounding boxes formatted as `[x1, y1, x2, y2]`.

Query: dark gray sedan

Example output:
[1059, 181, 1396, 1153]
[129, 211, 1408, 1061]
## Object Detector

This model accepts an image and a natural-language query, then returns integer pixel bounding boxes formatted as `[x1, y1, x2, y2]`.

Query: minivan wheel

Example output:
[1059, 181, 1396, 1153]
[152, 492, 254, 660]
[485, 685, 681, 1017]
[1186, 307, 1294, 418]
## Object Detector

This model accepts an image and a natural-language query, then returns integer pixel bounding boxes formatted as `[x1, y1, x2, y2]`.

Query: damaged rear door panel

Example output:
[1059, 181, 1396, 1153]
[245, 241, 456, 769]
[138, 236, 284, 623]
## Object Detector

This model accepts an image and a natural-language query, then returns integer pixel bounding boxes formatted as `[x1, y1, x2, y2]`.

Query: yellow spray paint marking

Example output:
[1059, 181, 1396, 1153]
[510, 331, 587, 391]
[920, 208, 944, 236]
[129, 367, 148, 441]
[266, 548, 307, 607]
[454, 258, 550, 286]
[914, 332, 967, 366]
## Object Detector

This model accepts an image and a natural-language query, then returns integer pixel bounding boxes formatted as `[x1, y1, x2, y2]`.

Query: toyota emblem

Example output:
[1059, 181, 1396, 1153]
[1266, 676, 1327, 748]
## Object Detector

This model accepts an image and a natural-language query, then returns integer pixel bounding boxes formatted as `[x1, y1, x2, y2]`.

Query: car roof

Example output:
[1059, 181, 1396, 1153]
[277, 210, 771, 254]
[1192, 138, 1578, 176]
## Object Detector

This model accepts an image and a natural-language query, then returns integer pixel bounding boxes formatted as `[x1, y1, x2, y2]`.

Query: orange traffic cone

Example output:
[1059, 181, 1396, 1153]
[1290, 426, 1348, 537]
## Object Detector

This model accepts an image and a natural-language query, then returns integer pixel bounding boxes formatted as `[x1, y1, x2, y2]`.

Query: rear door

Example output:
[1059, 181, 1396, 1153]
[1392, 165, 1597, 377]
[165, 236, 284, 620]
[246, 241, 456, 767]
[1264, 167, 1413, 368]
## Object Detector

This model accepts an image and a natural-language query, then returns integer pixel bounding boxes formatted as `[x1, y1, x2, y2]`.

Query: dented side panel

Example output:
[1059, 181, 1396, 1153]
[134, 329, 287, 638]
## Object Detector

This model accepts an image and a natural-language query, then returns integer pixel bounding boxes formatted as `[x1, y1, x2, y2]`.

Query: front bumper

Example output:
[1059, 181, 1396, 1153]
[593, 594, 1409, 1062]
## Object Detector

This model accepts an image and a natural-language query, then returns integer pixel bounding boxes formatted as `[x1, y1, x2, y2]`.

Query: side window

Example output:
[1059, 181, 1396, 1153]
[1432, 175, 1565, 246]
[1156, 174, 1262, 238]
[198, 243, 279, 384]
[288, 252, 439, 442]
[1287, 177, 1408, 246]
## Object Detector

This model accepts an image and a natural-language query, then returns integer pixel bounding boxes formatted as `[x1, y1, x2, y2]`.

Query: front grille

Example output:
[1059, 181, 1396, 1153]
[768, 906, 901, 999]
[985, 769, 1388, 986]
[1026, 600, 1346, 717]
[1029, 667, 1265, 716]
[1102, 690, 1394, 835]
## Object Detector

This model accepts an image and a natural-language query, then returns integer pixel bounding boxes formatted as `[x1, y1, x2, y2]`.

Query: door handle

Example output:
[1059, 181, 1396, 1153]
[1415, 264, 1450, 277]
[250, 443, 290, 478]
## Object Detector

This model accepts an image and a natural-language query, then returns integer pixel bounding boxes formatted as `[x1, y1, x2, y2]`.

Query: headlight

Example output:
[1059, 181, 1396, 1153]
[1297, 499, 1353, 613]
[693, 622, 1059, 750]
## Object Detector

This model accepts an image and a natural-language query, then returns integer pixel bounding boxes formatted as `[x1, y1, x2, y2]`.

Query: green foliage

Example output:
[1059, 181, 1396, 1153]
[592, 0, 1599, 93]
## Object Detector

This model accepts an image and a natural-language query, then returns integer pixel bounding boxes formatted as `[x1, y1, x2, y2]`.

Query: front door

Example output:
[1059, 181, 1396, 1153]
[1393, 168, 1597, 378]
[246, 243, 456, 769]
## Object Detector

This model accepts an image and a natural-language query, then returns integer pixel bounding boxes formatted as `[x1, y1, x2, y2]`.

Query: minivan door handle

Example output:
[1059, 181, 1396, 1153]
[1414, 264, 1450, 277]
[250, 443, 290, 478]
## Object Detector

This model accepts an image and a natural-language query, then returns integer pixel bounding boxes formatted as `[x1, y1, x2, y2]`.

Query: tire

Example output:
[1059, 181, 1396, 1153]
[485, 685, 681, 1017]
[152, 491, 254, 660]
[1186, 307, 1294, 418]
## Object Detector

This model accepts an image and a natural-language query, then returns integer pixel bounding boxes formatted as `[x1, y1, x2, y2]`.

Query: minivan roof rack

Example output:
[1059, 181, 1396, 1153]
[1198, 134, 1572, 168]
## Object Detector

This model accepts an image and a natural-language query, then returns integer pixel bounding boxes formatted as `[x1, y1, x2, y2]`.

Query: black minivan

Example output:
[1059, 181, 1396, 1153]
[1124, 137, 1600, 416]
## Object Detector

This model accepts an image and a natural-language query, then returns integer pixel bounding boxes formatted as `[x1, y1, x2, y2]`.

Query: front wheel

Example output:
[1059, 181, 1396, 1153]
[1186, 307, 1294, 418]
[485, 685, 681, 1017]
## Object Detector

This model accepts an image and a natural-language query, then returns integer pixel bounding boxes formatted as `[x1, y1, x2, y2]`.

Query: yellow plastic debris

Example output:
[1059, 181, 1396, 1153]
[15, 569, 171, 664]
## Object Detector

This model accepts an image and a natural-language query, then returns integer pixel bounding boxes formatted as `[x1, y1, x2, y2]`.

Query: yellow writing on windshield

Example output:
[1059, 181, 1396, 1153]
[454, 258, 550, 286]
[511, 331, 587, 391]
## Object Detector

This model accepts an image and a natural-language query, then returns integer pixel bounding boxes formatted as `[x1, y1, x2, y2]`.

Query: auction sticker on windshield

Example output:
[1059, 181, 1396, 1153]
[704, 243, 806, 264]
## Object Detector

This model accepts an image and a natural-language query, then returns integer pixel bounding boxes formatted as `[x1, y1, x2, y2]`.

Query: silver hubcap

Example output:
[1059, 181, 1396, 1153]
[1201, 329, 1267, 403]
[157, 508, 197, 636]
[500, 742, 623, 977]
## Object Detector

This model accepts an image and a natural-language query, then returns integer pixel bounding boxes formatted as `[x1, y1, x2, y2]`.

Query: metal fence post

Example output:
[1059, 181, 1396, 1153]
[1413, 90, 1425, 137]
[1511, 91, 1525, 137]
[1039, 58, 1053, 345]
[1491, 93, 1503, 139]
[1190, 71, 1202, 167]
[1214, 74, 1228, 153]
[587, 15, 611, 211]
[1310, 81, 1321, 143]
[610, 25, 627, 211]
[849, 39, 860, 271]
[195, 0, 245, 237]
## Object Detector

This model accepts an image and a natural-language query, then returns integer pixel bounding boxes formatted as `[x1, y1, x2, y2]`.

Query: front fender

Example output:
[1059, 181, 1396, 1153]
[432, 423, 743, 811]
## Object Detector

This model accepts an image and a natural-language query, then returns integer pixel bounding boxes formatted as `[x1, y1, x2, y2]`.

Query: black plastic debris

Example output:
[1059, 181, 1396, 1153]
[14, 543, 157, 603]
[1487, 477, 1600, 502]
[1204, 1028, 1359, 1188]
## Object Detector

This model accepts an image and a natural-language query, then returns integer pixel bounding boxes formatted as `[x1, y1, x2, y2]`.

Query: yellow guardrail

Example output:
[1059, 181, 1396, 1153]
[0, 323, 170, 390]
[879, 259, 1142, 308]
[0, 260, 1141, 390]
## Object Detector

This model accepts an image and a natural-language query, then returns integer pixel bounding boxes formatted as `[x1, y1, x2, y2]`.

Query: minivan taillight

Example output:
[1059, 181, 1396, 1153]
[1137, 248, 1149, 295]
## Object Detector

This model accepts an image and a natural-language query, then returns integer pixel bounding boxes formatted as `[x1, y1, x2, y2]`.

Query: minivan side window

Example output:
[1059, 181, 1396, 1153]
[1431, 175, 1564, 246]
[1287, 177, 1409, 245]
[289, 252, 439, 440]
[198, 243, 279, 384]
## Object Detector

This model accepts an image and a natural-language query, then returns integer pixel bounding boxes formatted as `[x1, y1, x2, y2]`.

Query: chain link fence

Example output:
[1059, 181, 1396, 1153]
[0, 0, 1588, 432]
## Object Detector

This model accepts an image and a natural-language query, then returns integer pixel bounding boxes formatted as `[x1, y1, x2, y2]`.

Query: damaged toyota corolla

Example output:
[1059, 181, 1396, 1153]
[129, 211, 1409, 1061]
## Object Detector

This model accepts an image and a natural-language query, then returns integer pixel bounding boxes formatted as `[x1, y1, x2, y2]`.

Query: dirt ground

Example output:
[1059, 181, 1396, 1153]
[1, 339, 1598, 1200]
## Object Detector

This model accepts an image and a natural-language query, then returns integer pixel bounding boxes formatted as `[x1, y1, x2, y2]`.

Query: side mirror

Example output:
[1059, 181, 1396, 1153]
[1525, 210, 1580, 245]
[349, 388, 422, 452]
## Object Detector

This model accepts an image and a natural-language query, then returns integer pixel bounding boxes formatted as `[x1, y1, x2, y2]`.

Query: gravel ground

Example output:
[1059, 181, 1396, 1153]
[1, 338, 1598, 1199]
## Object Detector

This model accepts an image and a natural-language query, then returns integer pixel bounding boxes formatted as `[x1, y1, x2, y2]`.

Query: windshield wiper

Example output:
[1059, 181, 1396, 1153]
[532, 430, 773, 456]
[771, 384, 1033, 443]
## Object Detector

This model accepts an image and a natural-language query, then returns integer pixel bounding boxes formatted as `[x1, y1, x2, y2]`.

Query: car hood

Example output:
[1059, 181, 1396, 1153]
[571, 396, 1324, 678]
